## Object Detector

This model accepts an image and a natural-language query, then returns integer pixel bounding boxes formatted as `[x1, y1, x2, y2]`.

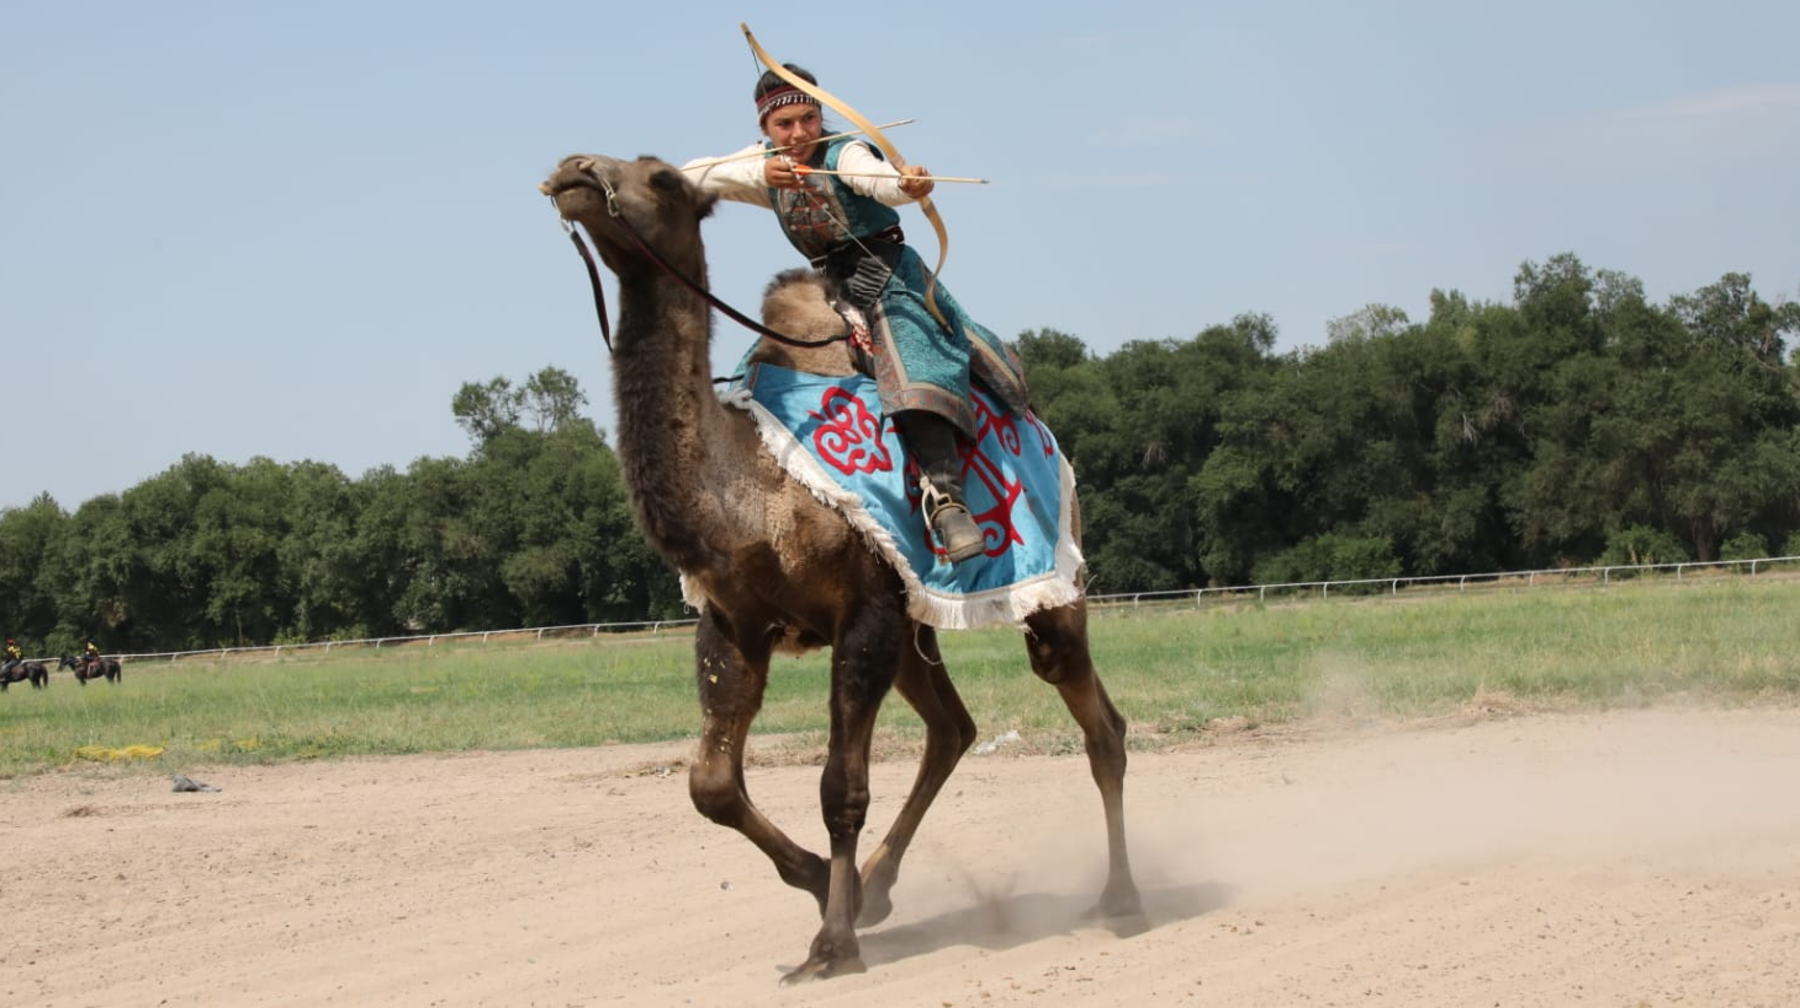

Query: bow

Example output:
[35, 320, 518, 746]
[741, 22, 951, 329]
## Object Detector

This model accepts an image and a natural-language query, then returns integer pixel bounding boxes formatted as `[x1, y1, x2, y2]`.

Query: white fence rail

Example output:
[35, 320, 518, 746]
[1089, 554, 1800, 608]
[35, 554, 1800, 668]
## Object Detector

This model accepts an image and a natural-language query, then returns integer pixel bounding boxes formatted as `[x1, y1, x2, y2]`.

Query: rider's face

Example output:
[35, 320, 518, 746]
[763, 104, 823, 160]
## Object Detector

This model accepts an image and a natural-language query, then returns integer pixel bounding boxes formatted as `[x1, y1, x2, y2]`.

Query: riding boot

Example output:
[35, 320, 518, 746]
[895, 411, 984, 563]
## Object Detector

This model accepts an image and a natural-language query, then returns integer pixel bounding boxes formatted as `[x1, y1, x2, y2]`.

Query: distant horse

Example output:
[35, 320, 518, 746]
[1, 660, 50, 691]
[59, 654, 122, 685]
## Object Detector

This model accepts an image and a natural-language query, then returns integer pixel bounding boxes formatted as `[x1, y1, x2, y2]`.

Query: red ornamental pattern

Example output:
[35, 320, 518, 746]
[808, 385, 1059, 561]
[961, 396, 1030, 556]
[810, 388, 893, 476]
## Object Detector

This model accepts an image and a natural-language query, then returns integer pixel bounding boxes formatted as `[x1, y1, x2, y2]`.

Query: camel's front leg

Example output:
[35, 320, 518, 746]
[687, 612, 831, 911]
[782, 606, 905, 984]
[856, 623, 977, 927]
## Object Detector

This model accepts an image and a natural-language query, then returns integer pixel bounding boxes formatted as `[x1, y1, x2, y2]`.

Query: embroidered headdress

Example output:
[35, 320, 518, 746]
[756, 84, 818, 123]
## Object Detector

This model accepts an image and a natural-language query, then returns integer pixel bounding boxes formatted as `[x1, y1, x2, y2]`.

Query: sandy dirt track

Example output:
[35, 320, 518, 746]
[4, 705, 1798, 1007]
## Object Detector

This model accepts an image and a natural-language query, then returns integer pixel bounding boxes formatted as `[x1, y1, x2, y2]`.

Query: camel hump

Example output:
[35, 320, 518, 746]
[750, 270, 861, 377]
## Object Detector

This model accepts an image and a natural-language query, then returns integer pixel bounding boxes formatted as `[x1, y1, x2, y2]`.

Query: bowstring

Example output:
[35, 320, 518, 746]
[737, 45, 886, 293]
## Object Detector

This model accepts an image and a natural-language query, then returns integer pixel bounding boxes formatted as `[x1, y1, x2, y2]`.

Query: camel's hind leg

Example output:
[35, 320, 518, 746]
[687, 611, 832, 911]
[856, 621, 978, 926]
[1022, 598, 1145, 922]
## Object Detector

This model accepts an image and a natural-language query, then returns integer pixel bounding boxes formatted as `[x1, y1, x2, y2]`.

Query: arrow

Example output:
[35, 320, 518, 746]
[794, 165, 989, 185]
[683, 120, 917, 170]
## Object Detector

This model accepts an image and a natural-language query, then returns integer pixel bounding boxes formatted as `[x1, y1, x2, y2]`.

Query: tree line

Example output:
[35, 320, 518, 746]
[3, 254, 1797, 655]
[0, 370, 679, 656]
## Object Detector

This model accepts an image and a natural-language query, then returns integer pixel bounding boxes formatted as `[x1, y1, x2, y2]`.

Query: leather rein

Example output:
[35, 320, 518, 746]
[556, 168, 850, 354]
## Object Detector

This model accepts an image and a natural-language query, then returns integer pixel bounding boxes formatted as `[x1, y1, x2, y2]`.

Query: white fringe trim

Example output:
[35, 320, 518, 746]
[679, 389, 1084, 630]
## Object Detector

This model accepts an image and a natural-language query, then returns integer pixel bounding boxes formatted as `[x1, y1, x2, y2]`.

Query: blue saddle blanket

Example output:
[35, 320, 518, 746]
[711, 364, 1085, 630]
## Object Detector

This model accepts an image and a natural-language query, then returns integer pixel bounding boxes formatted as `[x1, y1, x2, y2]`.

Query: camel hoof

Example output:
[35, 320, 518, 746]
[1086, 895, 1150, 938]
[1104, 907, 1151, 938]
[775, 853, 833, 918]
[1085, 880, 1149, 936]
[779, 954, 867, 985]
[855, 889, 894, 928]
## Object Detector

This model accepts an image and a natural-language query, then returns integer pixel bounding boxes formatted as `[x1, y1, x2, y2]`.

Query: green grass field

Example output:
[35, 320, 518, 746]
[3, 574, 1796, 779]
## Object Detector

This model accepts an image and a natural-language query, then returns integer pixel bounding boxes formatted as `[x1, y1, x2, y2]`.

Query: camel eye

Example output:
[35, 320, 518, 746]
[649, 167, 688, 195]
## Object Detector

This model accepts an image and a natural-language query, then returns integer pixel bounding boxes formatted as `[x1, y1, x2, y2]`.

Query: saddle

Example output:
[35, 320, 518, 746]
[719, 364, 1083, 630]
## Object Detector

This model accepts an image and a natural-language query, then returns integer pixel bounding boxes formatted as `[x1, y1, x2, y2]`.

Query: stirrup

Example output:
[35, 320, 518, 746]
[920, 480, 984, 563]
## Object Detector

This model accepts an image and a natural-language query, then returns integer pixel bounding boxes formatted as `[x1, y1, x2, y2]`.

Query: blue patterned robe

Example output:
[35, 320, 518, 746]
[764, 138, 1030, 438]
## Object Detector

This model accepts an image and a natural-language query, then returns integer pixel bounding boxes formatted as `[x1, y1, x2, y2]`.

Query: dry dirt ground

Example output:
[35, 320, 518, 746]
[4, 705, 1798, 1008]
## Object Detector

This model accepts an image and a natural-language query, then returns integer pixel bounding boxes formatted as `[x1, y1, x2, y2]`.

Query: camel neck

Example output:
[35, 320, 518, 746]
[610, 276, 737, 563]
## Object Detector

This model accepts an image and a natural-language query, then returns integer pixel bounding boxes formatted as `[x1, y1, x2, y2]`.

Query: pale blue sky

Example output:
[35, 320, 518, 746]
[5, 0, 1797, 511]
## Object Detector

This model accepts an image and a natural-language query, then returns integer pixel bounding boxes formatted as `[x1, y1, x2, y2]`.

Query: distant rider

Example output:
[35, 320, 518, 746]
[3, 638, 22, 674]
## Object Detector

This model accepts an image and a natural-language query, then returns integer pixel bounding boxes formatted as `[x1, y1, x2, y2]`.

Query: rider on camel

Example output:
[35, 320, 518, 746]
[682, 64, 1030, 563]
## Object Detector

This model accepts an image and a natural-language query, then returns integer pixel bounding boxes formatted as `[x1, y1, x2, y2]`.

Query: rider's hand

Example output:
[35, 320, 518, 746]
[898, 165, 934, 199]
[763, 156, 803, 189]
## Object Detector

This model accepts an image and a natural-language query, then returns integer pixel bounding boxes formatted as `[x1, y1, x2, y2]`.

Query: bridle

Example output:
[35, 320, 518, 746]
[554, 166, 850, 355]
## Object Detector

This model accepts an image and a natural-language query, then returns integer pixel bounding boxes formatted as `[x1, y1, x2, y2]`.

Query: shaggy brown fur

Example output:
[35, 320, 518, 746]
[746, 269, 861, 376]
[542, 154, 1143, 984]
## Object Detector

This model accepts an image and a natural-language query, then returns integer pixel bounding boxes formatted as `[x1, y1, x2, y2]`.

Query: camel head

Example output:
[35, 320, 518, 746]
[540, 154, 717, 279]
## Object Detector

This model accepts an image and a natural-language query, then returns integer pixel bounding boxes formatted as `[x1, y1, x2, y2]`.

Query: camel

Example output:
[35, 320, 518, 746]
[541, 153, 1144, 983]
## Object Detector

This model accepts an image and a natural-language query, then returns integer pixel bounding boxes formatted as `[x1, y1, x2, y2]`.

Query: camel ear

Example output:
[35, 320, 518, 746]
[649, 165, 713, 210]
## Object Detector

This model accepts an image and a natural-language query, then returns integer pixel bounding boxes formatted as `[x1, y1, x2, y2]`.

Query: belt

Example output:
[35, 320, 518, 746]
[811, 226, 906, 267]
